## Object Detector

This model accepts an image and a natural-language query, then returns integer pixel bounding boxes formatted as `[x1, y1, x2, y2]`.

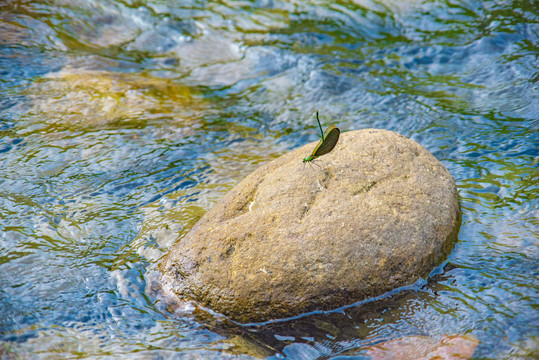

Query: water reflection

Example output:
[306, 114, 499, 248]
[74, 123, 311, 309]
[0, 0, 537, 358]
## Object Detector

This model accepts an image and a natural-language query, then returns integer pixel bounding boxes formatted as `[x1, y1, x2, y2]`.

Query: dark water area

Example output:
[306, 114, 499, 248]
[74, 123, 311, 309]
[0, 0, 537, 358]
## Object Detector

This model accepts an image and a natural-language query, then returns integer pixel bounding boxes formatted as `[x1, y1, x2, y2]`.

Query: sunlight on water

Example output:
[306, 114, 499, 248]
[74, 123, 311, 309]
[0, 0, 537, 359]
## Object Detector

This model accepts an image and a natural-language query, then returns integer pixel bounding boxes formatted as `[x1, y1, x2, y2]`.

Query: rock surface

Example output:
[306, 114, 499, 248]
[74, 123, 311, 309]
[159, 129, 460, 323]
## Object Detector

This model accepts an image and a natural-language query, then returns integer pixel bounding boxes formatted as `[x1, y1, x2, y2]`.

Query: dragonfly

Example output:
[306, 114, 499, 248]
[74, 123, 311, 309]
[302, 111, 340, 164]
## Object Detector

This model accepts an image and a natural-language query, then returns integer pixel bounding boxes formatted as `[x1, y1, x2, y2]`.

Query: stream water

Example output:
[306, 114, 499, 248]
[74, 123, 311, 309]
[0, 0, 537, 359]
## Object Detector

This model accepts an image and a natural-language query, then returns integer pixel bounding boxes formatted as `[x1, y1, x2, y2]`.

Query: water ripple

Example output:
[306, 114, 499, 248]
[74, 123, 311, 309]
[0, 0, 537, 359]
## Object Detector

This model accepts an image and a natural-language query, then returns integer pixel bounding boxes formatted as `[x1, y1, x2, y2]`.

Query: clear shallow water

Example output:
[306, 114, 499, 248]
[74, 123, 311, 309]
[0, 0, 537, 358]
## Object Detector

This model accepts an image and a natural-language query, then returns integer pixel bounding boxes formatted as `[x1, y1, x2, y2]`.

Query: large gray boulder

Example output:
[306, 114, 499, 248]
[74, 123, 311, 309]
[159, 129, 460, 323]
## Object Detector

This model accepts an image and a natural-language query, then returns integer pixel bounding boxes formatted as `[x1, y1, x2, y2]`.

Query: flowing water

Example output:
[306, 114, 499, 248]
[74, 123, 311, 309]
[0, 0, 537, 359]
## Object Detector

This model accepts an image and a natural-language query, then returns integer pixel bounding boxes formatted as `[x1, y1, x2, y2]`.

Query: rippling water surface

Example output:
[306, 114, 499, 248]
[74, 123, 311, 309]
[0, 0, 537, 358]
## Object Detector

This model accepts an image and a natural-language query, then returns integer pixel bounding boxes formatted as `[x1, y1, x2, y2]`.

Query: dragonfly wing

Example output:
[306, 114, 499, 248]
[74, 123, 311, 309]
[314, 126, 340, 157]
[308, 138, 324, 160]
[323, 124, 338, 139]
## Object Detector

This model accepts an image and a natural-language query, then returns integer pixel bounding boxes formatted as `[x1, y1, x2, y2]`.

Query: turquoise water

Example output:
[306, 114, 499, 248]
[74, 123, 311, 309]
[0, 0, 537, 358]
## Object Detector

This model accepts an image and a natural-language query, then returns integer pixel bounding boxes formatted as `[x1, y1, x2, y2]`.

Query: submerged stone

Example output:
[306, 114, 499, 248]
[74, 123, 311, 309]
[159, 129, 460, 323]
[367, 334, 479, 360]
[24, 66, 204, 129]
